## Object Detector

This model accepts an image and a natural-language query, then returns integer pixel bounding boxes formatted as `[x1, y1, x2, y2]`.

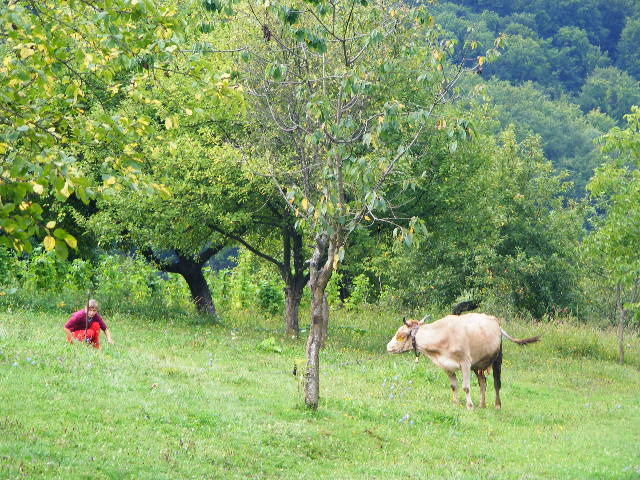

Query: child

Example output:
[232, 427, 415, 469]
[64, 299, 113, 349]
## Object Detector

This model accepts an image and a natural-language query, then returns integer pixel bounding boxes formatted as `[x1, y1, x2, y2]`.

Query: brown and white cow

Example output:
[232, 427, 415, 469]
[386, 313, 539, 409]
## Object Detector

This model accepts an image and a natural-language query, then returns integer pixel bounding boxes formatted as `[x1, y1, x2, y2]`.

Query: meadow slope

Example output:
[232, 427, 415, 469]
[0, 308, 638, 479]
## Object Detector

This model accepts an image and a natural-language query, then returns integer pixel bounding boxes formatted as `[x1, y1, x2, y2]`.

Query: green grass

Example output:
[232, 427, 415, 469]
[0, 307, 639, 479]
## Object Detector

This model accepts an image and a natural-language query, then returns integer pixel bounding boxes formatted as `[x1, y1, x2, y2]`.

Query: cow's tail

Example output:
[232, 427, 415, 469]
[501, 328, 540, 345]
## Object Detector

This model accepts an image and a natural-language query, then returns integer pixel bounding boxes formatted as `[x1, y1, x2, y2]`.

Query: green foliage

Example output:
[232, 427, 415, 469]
[213, 248, 286, 316]
[344, 274, 373, 311]
[238, 0, 490, 259]
[256, 280, 284, 316]
[365, 127, 583, 318]
[8, 248, 88, 293]
[578, 67, 640, 123]
[0, 248, 19, 287]
[0, 0, 187, 255]
[256, 336, 284, 353]
[490, 34, 555, 86]
[442, 0, 637, 58]
[226, 248, 259, 310]
[584, 108, 640, 310]
[94, 255, 156, 311]
[0, 250, 195, 318]
[325, 271, 343, 307]
[551, 26, 611, 91]
[434, 2, 614, 93]
[616, 18, 640, 79]
[485, 80, 613, 196]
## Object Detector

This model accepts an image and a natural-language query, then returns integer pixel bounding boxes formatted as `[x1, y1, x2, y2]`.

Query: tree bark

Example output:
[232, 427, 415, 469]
[284, 282, 304, 337]
[144, 248, 220, 317]
[304, 234, 335, 409]
[281, 224, 309, 337]
[184, 268, 217, 316]
[304, 286, 325, 409]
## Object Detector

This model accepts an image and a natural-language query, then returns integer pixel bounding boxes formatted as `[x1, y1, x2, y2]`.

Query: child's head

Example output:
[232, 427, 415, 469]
[86, 299, 99, 317]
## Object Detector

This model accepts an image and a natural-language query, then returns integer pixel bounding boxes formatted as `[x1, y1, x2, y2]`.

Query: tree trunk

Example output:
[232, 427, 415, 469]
[281, 222, 308, 337]
[304, 235, 335, 409]
[183, 269, 217, 316]
[616, 282, 625, 365]
[147, 248, 220, 318]
[304, 285, 325, 409]
[284, 283, 303, 337]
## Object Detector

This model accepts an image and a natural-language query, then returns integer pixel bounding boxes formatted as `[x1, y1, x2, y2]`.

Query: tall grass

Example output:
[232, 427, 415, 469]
[1, 306, 639, 479]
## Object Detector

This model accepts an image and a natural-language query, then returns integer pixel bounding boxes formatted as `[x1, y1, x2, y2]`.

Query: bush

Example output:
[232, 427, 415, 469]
[344, 274, 373, 311]
[256, 280, 283, 316]
[326, 271, 343, 307]
[94, 255, 155, 312]
[0, 248, 19, 286]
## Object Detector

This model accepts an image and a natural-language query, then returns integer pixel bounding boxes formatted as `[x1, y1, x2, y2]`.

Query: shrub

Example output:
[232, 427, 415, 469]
[326, 271, 343, 307]
[94, 255, 155, 312]
[256, 279, 283, 316]
[344, 274, 373, 311]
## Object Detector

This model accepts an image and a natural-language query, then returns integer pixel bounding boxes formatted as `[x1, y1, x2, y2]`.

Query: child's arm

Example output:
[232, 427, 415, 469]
[64, 327, 74, 343]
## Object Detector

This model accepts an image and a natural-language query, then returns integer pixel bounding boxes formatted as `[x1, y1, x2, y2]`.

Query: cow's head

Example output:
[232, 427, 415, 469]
[386, 317, 423, 354]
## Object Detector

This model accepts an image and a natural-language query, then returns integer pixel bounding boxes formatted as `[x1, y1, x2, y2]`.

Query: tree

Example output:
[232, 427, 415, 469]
[0, 0, 186, 256]
[78, 54, 311, 327]
[488, 34, 554, 86]
[616, 18, 640, 79]
[486, 80, 615, 196]
[84, 133, 239, 316]
[78, 60, 248, 316]
[364, 127, 583, 318]
[234, 0, 489, 408]
[585, 107, 640, 364]
[449, 0, 636, 57]
[578, 67, 640, 123]
[552, 26, 610, 91]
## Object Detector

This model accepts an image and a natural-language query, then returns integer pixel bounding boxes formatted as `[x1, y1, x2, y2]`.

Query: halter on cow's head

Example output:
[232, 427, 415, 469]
[386, 317, 424, 355]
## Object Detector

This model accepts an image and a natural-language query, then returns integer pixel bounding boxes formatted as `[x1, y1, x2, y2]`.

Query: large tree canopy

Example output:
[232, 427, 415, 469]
[0, 0, 186, 256]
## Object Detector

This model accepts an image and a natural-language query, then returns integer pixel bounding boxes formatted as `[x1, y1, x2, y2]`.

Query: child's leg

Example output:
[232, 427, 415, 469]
[88, 321, 101, 349]
[72, 330, 88, 342]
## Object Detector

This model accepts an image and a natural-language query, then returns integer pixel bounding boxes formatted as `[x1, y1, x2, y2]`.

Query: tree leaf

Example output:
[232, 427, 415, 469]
[64, 234, 78, 249]
[43, 236, 55, 251]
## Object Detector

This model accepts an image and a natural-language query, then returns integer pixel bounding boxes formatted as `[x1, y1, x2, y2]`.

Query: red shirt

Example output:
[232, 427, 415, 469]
[64, 310, 108, 332]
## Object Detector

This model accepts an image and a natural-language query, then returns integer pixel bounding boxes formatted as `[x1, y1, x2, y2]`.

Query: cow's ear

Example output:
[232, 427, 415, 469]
[418, 320, 425, 325]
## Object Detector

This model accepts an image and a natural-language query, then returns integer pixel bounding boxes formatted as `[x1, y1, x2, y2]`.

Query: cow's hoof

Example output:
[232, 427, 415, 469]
[495, 404, 501, 410]
[466, 403, 474, 410]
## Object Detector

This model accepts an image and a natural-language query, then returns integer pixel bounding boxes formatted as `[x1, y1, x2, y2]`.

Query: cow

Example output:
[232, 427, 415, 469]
[386, 313, 540, 409]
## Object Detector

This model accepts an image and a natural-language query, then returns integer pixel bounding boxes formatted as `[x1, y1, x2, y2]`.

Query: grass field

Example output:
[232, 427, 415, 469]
[1, 307, 639, 479]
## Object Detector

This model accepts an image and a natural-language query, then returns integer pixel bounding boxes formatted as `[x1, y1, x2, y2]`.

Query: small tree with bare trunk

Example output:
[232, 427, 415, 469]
[586, 108, 640, 364]
[233, 0, 493, 408]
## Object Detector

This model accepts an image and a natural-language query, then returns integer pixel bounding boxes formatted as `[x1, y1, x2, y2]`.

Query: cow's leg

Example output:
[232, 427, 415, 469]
[446, 371, 458, 405]
[475, 370, 487, 408]
[461, 361, 474, 409]
[492, 343, 503, 410]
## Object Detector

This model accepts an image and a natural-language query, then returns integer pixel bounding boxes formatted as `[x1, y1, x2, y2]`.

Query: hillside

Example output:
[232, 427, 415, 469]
[431, 0, 640, 196]
[1, 309, 638, 479]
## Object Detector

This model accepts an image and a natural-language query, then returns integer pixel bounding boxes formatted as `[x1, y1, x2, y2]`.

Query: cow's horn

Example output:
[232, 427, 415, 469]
[403, 316, 409, 327]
